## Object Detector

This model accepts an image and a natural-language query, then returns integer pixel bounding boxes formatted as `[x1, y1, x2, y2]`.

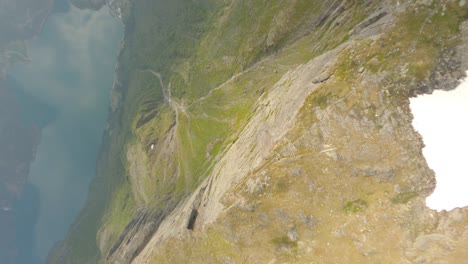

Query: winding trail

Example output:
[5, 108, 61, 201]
[140, 69, 190, 125]
[187, 56, 273, 109]
[142, 70, 178, 120]
[139, 69, 194, 153]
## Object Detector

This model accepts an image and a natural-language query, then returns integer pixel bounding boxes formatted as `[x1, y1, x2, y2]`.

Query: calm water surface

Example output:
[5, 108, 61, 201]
[12, 4, 122, 263]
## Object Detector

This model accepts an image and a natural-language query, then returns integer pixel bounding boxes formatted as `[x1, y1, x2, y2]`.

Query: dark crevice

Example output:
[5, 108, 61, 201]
[352, 11, 388, 35]
[187, 208, 198, 230]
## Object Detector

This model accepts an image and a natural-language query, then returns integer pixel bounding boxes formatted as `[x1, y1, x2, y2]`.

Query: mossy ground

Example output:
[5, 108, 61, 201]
[123, 0, 374, 228]
[147, 1, 468, 263]
[51, 0, 468, 263]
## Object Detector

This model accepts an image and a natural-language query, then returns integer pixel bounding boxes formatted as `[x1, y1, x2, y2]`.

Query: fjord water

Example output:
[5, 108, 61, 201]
[11, 5, 122, 263]
[410, 71, 468, 212]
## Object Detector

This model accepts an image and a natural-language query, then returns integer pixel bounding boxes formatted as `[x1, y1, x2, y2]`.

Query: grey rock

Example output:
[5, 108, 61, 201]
[312, 71, 331, 84]
[351, 11, 388, 35]
[289, 167, 304, 177]
[287, 227, 299, 242]
[413, 234, 452, 252]
[352, 167, 396, 183]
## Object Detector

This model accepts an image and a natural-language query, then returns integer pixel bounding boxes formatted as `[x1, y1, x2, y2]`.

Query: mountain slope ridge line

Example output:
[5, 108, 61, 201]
[132, 43, 347, 263]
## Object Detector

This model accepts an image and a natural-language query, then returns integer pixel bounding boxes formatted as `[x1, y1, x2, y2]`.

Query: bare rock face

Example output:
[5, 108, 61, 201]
[461, 21, 468, 70]
[406, 208, 468, 263]
[105, 208, 166, 264]
[49, 0, 468, 263]
[133, 2, 468, 263]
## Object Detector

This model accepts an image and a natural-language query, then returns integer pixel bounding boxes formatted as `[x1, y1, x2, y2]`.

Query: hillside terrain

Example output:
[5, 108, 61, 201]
[50, 0, 468, 263]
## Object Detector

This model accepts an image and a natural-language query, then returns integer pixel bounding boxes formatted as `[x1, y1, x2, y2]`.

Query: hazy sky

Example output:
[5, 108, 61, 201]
[12, 5, 122, 262]
[410, 71, 468, 211]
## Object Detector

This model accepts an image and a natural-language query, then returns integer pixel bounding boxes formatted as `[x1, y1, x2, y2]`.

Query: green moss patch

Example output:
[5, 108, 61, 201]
[343, 199, 369, 213]
[391, 191, 418, 204]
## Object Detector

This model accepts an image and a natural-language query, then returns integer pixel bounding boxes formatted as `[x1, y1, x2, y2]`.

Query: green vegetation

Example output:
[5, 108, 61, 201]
[271, 235, 298, 249]
[99, 180, 136, 251]
[52, 0, 468, 263]
[122, 0, 377, 214]
[57, 0, 391, 261]
[391, 191, 418, 204]
[145, 1, 467, 263]
[338, 1, 467, 99]
[344, 199, 369, 213]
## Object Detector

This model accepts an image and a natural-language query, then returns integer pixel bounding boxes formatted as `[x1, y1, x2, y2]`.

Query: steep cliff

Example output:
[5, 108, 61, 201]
[50, 0, 468, 263]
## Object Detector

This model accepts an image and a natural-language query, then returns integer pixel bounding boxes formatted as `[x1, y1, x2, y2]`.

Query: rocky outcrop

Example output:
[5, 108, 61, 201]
[461, 21, 468, 70]
[406, 207, 468, 263]
[50, 0, 468, 263]
[134, 1, 468, 263]
[105, 208, 166, 264]
[132, 45, 347, 263]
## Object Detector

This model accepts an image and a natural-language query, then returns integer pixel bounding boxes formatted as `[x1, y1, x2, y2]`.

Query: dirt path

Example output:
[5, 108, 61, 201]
[132, 43, 346, 264]
[139, 69, 194, 154]
[187, 56, 273, 109]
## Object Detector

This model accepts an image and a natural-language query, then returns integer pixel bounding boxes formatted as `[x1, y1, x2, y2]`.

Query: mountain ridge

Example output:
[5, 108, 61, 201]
[50, 0, 468, 263]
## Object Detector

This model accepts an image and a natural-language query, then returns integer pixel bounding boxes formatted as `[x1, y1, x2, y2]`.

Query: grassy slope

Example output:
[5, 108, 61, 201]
[149, 1, 468, 263]
[49, 0, 219, 262]
[121, 6, 378, 258]
[50, 0, 382, 262]
[51, 0, 361, 262]
[50, 0, 468, 263]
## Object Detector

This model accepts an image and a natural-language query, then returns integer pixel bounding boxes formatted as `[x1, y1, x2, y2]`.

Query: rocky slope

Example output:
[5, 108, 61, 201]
[50, 0, 468, 263]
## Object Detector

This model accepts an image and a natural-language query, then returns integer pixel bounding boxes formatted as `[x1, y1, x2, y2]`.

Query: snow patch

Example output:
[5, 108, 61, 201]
[410, 71, 468, 211]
